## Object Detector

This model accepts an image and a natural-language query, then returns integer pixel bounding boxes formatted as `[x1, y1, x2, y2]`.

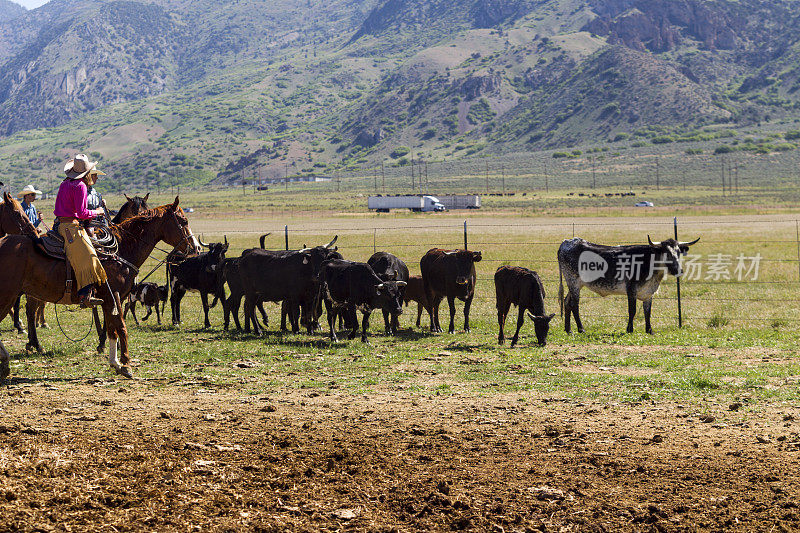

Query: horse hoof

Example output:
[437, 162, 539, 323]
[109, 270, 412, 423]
[116, 366, 134, 379]
[25, 343, 42, 353]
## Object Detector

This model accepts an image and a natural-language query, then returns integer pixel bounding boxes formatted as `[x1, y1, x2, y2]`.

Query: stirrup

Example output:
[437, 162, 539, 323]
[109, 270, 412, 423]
[79, 296, 104, 308]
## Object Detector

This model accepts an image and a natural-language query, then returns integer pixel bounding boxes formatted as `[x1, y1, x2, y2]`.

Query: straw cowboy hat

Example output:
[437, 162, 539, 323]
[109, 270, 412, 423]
[17, 184, 42, 198]
[64, 154, 106, 180]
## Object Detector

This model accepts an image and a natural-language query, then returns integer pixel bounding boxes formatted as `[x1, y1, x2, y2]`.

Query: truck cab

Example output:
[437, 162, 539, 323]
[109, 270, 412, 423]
[423, 196, 447, 212]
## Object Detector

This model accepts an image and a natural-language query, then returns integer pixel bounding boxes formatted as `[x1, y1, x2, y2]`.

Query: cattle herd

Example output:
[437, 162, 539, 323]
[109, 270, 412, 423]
[157, 232, 700, 346]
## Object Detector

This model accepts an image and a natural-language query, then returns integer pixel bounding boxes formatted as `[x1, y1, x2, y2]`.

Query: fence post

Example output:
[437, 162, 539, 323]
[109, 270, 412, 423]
[463, 220, 468, 250]
[796, 220, 800, 281]
[675, 216, 683, 328]
[285, 225, 289, 251]
[373, 228, 377, 254]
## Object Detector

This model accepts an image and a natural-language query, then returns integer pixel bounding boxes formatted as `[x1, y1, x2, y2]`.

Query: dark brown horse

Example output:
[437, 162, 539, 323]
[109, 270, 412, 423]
[112, 193, 150, 224]
[0, 197, 199, 380]
[0, 192, 40, 333]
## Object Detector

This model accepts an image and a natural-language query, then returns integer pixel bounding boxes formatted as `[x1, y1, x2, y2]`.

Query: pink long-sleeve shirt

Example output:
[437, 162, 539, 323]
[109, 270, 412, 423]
[53, 179, 104, 220]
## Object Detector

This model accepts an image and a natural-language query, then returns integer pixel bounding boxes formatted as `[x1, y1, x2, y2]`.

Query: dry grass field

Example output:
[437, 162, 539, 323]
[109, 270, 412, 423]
[2, 196, 800, 531]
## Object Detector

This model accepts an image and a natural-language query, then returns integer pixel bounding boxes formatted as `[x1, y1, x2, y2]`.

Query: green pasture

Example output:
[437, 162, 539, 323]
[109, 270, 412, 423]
[3, 212, 800, 407]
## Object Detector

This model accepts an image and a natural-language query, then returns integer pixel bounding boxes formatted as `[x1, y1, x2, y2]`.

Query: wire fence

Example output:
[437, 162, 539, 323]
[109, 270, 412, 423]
[145, 215, 800, 330]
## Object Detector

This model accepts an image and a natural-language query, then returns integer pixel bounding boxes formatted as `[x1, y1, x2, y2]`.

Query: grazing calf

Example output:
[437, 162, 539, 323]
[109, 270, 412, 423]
[317, 259, 406, 342]
[368, 252, 409, 335]
[168, 239, 229, 328]
[124, 282, 168, 325]
[420, 248, 482, 333]
[403, 275, 430, 328]
[558, 236, 699, 334]
[495, 266, 555, 347]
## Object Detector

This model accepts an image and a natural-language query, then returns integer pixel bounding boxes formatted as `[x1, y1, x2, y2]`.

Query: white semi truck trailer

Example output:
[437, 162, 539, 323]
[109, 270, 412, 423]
[368, 195, 446, 212]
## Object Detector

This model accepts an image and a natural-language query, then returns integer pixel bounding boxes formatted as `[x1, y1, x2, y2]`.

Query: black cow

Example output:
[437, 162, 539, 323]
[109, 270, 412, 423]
[367, 252, 409, 335]
[557, 236, 699, 334]
[239, 237, 339, 335]
[403, 275, 430, 328]
[420, 248, 482, 333]
[219, 257, 269, 331]
[316, 259, 406, 342]
[124, 282, 168, 326]
[495, 266, 555, 347]
[168, 238, 229, 328]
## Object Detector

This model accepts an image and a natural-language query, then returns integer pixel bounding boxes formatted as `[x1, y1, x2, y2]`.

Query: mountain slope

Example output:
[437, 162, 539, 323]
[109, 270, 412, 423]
[1, 0, 800, 190]
[0, 0, 24, 23]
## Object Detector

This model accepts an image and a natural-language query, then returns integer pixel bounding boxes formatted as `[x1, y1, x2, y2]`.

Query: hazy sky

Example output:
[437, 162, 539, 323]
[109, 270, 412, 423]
[11, 0, 49, 8]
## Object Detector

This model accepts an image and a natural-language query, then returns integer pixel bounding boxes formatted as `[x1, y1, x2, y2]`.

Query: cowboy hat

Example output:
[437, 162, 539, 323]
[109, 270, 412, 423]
[64, 154, 106, 180]
[17, 184, 42, 198]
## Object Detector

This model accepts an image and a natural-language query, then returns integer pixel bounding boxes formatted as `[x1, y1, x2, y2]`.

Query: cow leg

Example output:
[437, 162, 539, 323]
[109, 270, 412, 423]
[200, 292, 211, 329]
[463, 295, 473, 333]
[24, 299, 42, 353]
[347, 307, 359, 340]
[382, 308, 391, 334]
[171, 288, 186, 326]
[567, 286, 584, 334]
[227, 296, 240, 331]
[626, 290, 637, 334]
[325, 301, 337, 342]
[244, 295, 259, 335]
[416, 302, 423, 328]
[643, 298, 653, 335]
[128, 302, 140, 326]
[447, 295, 457, 334]
[511, 306, 525, 347]
[361, 311, 371, 343]
[142, 305, 152, 322]
[155, 302, 161, 325]
[391, 311, 400, 335]
[423, 280, 437, 333]
[433, 296, 443, 333]
[258, 302, 269, 328]
[497, 302, 510, 345]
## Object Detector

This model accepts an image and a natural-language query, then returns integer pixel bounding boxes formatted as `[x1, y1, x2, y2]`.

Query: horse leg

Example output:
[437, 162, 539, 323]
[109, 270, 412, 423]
[104, 304, 132, 379]
[25, 298, 42, 353]
[36, 300, 47, 329]
[12, 295, 25, 334]
[94, 307, 106, 354]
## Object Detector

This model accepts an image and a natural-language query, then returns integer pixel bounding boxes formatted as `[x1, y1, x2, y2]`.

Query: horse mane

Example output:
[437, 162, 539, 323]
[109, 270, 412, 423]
[111, 205, 174, 241]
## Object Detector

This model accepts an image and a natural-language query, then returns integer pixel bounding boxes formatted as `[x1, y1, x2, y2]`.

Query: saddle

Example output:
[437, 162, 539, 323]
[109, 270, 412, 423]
[35, 230, 76, 304]
[34, 223, 125, 306]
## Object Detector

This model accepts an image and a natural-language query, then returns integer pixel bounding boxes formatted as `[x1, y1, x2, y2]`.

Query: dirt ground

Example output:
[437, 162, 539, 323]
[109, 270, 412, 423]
[0, 380, 798, 532]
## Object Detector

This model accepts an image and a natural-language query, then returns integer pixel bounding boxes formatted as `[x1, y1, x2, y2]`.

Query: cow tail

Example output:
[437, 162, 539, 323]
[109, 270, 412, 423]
[558, 265, 564, 318]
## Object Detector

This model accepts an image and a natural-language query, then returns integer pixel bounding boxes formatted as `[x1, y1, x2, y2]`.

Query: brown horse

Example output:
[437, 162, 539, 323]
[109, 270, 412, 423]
[0, 192, 40, 333]
[0, 197, 199, 380]
[22, 194, 152, 345]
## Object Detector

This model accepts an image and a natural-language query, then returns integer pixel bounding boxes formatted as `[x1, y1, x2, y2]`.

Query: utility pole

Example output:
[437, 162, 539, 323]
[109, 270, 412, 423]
[485, 162, 489, 194]
[381, 161, 385, 191]
[655, 157, 660, 190]
[721, 159, 726, 195]
[425, 161, 429, 194]
[411, 154, 415, 192]
[502, 164, 505, 195]
[544, 160, 549, 193]
[591, 156, 597, 189]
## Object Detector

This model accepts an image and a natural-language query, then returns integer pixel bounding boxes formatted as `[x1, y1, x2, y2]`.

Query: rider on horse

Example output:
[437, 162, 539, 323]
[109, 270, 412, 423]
[53, 154, 108, 308]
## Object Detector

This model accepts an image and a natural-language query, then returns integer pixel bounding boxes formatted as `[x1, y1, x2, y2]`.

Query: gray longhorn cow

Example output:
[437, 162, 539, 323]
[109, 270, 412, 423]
[557, 236, 699, 334]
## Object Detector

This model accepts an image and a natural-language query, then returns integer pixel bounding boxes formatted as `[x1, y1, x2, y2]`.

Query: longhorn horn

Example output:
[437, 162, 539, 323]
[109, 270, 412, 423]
[679, 237, 700, 247]
[647, 235, 661, 247]
[325, 235, 338, 249]
[224, 235, 228, 246]
[198, 234, 211, 248]
[259, 233, 272, 249]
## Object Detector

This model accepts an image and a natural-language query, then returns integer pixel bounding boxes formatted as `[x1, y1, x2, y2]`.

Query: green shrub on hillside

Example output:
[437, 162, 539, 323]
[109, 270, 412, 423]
[390, 146, 410, 159]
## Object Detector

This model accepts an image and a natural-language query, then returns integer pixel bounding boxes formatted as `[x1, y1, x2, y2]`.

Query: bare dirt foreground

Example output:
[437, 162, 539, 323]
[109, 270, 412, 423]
[0, 381, 798, 532]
